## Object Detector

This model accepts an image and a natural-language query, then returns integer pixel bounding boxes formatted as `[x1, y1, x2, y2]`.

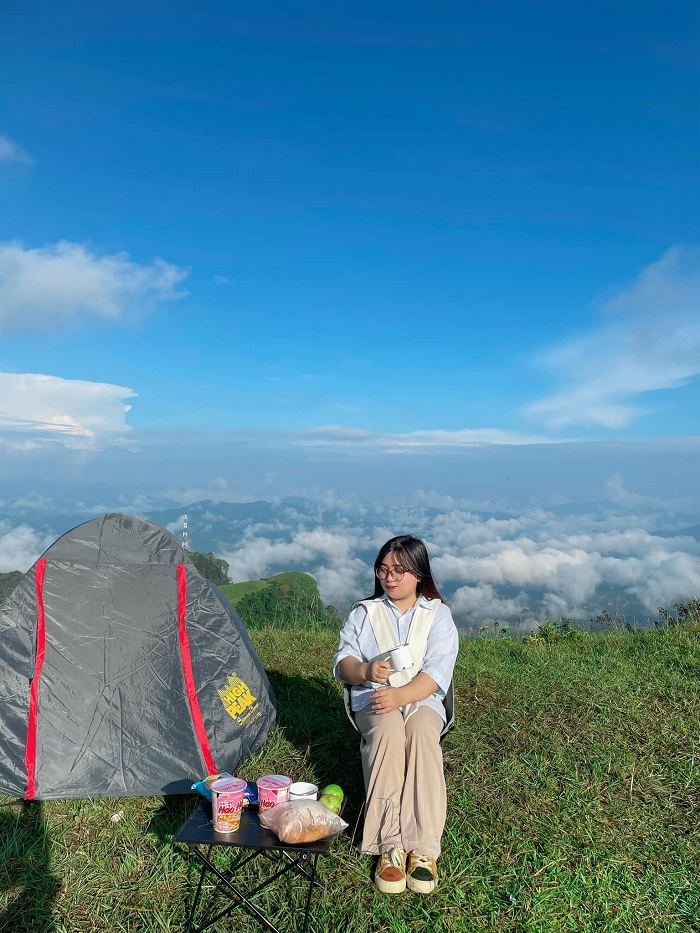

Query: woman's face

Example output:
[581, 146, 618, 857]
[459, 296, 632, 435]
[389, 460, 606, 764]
[377, 550, 420, 604]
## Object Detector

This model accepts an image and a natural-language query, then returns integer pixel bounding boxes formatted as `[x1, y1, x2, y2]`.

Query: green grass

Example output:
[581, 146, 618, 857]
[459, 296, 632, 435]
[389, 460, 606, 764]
[220, 579, 270, 604]
[2, 625, 699, 932]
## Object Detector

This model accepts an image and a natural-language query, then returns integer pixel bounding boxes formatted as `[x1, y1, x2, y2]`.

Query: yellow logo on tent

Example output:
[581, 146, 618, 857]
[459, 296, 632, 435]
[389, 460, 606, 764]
[218, 674, 258, 722]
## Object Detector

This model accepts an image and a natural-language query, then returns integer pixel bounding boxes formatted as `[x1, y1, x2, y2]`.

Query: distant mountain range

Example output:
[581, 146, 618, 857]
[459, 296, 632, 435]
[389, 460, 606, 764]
[656, 524, 700, 541]
[4, 495, 700, 547]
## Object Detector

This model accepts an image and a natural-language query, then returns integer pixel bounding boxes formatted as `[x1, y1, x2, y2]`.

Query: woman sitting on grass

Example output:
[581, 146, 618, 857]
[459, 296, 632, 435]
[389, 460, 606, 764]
[334, 535, 459, 895]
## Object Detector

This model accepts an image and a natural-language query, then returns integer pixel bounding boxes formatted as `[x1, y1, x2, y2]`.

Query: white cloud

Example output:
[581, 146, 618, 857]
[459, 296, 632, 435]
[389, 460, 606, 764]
[605, 245, 700, 318]
[430, 508, 700, 625]
[221, 527, 373, 609]
[306, 425, 377, 441]
[603, 472, 692, 511]
[303, 425, 554, 449]
[451, 584, 531, 628]
[0, 133, 32, 165]
[388, 428, 555, 447]
[0, 240, 189, 332]
[157, 478, 234, 506]
[0, 373, 136, 447]
[0, 523, 54, 573]
[525, 245, 700, 430]
[0, 438, 42, 452]
[166, 515, 186, 537]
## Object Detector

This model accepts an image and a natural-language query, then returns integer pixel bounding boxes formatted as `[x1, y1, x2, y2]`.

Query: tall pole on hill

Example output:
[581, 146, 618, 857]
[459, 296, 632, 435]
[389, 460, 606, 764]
[181, 513, 190, 551]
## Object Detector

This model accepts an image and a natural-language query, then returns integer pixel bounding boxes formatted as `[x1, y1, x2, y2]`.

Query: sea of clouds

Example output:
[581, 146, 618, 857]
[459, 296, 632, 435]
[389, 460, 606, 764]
[220, 504, 700, 632]
[129, 491, 700, 633]
[2, 489, 699, 633]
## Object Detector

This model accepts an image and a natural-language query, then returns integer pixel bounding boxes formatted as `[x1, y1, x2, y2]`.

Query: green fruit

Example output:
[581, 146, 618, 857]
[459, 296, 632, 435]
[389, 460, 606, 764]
[319, 794, 342, 814]
[321, 784, 344, 802]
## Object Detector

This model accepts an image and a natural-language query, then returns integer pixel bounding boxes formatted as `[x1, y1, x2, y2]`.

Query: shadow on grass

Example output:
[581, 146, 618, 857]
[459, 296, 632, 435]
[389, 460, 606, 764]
[0, 801, 61, 932]
[148, 793, 200, 839]
[266, 671, 365, 815]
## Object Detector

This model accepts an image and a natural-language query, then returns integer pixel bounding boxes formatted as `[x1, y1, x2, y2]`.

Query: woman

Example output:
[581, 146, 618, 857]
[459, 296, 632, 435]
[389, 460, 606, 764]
[334, 535, 459, 894]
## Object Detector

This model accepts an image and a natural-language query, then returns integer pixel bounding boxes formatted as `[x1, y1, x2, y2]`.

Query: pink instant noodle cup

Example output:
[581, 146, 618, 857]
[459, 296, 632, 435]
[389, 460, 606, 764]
[210, 776, 247, 833]
[256, 774, 292, 812]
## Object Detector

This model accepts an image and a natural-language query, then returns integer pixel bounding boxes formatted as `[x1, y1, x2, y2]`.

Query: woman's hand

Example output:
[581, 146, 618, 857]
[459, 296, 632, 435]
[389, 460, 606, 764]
[337, 656, 391, 686]
[366, 659, 392, 684]
[371, 685, 403, 714]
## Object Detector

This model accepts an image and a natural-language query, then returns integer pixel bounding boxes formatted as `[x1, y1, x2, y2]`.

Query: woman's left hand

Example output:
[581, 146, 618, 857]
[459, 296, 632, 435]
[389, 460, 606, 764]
[371, 685, 403, 714]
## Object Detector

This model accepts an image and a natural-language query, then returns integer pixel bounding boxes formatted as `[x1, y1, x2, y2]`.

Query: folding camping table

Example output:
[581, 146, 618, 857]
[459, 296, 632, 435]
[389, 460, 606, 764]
[175, 802, 332, 933]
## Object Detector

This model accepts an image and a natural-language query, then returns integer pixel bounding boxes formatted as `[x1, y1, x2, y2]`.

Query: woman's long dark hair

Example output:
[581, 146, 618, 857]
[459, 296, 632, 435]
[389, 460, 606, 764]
[366, 535, 445, 603]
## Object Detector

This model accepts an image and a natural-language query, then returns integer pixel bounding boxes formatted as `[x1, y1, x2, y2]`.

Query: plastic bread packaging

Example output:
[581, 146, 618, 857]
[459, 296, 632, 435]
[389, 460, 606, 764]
[259, 800, 348, 844]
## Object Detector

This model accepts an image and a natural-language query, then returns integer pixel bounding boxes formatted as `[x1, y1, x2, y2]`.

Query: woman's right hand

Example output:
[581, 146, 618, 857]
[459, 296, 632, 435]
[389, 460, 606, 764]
[366, 659, 392, 684]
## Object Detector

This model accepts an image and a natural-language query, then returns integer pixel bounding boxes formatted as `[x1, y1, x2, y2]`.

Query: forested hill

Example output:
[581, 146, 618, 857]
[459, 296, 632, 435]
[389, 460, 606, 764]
[0, 572, 22, 603]
[221, 572, 341, 630]
[185, 549, 339, 630]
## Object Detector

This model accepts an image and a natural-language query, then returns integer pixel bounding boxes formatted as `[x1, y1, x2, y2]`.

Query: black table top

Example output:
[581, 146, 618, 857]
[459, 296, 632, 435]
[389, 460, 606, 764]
[175, 802, 333, 855]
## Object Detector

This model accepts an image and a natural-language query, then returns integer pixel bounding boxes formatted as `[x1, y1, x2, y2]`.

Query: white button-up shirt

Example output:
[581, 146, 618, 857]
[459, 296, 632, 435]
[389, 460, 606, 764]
[333, 594, 459, 722]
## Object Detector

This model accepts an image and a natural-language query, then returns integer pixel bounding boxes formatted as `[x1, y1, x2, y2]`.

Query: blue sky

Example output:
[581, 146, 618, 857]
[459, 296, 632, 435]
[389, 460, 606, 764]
[0, 0, 698, 510]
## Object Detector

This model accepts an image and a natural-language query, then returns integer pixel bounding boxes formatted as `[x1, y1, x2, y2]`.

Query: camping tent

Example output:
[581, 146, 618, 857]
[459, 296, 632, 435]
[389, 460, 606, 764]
[0, 513, 276, 800]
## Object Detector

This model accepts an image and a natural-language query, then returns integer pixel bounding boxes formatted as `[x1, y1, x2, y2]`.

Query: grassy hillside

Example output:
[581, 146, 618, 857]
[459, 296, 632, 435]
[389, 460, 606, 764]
[1, 624, 698, 932]
[222, 571, 340, 629]
[221, 571, 320, 605]
[220, 578, 270, 602]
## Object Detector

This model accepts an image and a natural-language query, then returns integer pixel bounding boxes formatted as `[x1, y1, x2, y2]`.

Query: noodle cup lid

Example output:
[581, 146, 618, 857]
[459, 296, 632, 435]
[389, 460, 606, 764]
[210, 776, 247, 794]
[205, 772, 233, 789]
[256, 774, 292, 790]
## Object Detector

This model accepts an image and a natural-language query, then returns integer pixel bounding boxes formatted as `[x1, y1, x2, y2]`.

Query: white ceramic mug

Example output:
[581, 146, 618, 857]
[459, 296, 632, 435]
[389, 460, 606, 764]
[386, 644, 413, 673]
[288, 782, 318, 800]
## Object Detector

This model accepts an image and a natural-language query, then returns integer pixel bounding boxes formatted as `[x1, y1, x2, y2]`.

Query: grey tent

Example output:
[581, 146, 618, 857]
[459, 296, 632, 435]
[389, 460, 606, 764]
[0, 513, 276, 799]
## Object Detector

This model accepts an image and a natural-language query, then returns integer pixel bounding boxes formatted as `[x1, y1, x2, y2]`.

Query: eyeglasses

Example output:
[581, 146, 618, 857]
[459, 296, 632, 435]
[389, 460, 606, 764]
[375, 565, 415, 581]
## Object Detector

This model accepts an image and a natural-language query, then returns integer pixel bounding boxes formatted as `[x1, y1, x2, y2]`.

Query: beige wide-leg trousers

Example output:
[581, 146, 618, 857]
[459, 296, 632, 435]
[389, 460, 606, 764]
[355, 704, 446, 860]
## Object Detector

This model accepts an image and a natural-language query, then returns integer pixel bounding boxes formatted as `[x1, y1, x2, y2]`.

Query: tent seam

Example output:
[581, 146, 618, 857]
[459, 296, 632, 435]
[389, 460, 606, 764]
[25, 558, 47, 799]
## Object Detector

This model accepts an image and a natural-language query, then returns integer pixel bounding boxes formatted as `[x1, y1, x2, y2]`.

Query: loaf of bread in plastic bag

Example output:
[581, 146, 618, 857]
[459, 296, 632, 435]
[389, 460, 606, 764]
[259, 800, 348, 844]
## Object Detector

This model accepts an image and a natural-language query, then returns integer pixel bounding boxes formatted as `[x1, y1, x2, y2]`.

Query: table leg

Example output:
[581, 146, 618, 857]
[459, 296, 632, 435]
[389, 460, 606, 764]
[184, 845, 212, 933]
[300, 854, 319, 933]
[186, 844, 322, 933]
[188, 846, 283, 933]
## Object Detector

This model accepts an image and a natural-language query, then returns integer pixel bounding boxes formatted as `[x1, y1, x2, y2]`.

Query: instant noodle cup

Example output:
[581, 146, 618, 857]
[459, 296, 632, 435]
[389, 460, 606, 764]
[210, 776, 247, 833]
[256, 774, 292, 812]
